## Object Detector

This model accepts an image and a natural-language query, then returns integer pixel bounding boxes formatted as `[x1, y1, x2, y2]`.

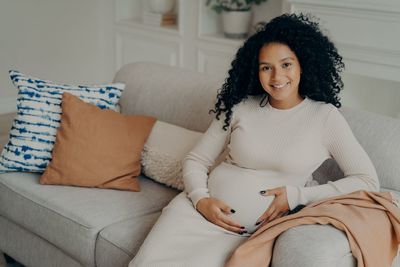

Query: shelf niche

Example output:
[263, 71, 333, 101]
[198, 0, 284, 45]
[115, 0, 179, 33]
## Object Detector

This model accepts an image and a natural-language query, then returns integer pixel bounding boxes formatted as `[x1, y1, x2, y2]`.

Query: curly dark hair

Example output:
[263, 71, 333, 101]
[210, 13, 345, 130]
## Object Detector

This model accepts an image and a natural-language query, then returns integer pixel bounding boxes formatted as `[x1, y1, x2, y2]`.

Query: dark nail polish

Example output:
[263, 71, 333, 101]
[231, 209, 236, 213]
[242, 230, 248, 234]
[260, 190, 266, 195]
[239, 231, 243, 235]
[255, 221, 261, 226]
[240, 226, 245, 229]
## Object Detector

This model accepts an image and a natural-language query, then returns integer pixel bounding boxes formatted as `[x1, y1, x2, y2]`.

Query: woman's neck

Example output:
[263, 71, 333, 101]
[269, 95, 304, 110]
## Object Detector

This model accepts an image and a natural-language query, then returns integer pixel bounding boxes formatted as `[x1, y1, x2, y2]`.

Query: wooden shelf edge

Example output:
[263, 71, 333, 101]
[116, 18, 181, 36]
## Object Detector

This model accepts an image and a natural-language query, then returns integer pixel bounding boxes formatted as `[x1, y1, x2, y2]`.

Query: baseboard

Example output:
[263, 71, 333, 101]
[0, 97, 16, 115]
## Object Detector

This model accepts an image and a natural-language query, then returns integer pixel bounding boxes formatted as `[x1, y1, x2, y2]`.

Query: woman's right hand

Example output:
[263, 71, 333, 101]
[196, 197, 246, 234]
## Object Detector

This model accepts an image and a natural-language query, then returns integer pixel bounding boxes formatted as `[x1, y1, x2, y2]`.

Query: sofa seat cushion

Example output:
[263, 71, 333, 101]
[95, 212, 161, 267]
[272, 224, 356, 267]
[0, 172, 178, 267]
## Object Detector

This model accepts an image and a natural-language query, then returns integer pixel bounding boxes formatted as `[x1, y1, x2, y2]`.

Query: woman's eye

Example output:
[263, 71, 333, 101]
[282, 62, 292, 68]
[260, 66, 271, 71]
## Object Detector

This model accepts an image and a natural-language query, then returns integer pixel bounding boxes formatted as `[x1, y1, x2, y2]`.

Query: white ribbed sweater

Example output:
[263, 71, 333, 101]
[183, 96, 380, 210]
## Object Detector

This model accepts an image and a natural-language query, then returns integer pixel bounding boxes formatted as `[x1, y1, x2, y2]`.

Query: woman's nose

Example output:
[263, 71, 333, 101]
[271, 68, 282, 80]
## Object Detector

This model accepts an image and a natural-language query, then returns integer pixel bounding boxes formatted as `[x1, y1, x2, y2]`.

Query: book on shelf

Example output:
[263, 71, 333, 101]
[142, 11, 177, 26]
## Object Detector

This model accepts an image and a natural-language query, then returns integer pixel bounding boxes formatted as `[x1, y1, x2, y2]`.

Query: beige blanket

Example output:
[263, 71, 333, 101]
[225, 191, 400, 267]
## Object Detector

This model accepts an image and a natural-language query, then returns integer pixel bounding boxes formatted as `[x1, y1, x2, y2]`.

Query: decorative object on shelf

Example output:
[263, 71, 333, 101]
[221, 10, 252, 39]
[149, 0, 176, 14]
[206, 0, 268, 39]
[143, 11, 176, 26]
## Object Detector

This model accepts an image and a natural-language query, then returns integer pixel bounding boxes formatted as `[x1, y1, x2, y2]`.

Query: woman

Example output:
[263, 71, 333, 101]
[129, 13, 379, 267]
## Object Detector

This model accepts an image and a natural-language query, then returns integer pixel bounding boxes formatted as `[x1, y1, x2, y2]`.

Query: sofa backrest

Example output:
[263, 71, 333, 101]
[114, 62, 222, 132]
[114, 62, 400, 193]
[340, 107, 400, 192]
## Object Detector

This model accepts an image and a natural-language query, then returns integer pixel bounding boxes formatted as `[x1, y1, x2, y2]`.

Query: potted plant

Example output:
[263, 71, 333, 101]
[149, 0, 175, 14]
[206, 0, 268, 39]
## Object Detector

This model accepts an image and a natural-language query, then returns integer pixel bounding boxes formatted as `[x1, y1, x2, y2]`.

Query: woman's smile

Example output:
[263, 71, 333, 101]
[269, 82, 290, 90]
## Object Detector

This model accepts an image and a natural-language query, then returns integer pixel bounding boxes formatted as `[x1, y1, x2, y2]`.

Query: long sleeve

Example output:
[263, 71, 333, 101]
[183, 114, 232, 208]
[286, 108, 380, 209]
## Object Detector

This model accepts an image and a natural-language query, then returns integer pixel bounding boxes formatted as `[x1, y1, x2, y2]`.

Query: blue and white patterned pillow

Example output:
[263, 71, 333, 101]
[0, 70, 125, 173]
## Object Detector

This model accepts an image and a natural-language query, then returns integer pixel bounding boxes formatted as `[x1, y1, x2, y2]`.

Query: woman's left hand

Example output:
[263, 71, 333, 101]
[255, 187, 290, 226]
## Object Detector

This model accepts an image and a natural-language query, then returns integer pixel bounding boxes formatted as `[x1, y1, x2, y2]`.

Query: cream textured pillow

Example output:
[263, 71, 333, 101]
[141, 121, 203, 190]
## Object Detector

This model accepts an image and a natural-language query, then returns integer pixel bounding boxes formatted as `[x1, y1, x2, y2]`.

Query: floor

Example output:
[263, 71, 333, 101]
[0, 114, 25, 266]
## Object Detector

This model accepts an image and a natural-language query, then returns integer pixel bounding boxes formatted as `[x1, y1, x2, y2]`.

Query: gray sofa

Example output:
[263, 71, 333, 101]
[0, 62, 399, 267]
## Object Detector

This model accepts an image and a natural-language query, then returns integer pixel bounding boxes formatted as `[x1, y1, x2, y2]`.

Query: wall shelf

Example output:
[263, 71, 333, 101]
[116, 18, 180, 36]
[198, 34, 244, 48]
[114, 0, 282, 76]
[287, 0, 400, 82]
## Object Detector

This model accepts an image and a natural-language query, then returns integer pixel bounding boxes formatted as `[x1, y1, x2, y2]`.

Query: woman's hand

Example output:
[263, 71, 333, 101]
[196, 197, 246, 234]
[255, 187, 290, 226]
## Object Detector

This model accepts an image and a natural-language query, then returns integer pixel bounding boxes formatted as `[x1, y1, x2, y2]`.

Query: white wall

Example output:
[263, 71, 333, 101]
[253, 0, 283, 24]
[342, 74, 400, 118]
[0, 0, 115, 114]
[257, 0, 400, 119]
[284, 0, 400, 119]
[1, 0, 399, 118]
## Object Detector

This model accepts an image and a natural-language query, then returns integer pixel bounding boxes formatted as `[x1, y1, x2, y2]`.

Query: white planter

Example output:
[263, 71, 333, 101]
[222, 10, 253, 39]
[149, 0, 175, 14]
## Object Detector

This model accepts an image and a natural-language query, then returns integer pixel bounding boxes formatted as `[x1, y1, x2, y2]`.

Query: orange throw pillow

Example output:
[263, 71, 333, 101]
[40, 92, 156, 191]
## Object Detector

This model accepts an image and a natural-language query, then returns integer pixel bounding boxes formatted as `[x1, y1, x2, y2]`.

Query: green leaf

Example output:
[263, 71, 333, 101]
[212, 5, 224, 14]
[206, 0, 268, 14]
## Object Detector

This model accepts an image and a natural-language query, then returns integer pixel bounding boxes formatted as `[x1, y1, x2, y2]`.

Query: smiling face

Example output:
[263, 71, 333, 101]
[258, 43, 303, 109]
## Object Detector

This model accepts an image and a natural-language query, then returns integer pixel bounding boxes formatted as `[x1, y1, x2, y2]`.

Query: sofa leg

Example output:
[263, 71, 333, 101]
[0, 251, 6, 267]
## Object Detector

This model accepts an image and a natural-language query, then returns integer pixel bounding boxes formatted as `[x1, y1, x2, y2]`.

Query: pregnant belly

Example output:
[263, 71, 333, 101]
[208, 163, 289, 234]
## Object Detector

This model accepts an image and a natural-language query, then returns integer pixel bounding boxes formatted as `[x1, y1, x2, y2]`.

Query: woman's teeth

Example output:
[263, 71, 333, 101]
[271, 82, 289, 89]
